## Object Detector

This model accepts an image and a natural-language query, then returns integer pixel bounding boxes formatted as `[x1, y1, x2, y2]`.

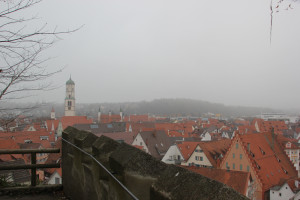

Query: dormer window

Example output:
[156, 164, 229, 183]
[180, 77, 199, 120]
[286, 142, 291, 149]
[24, 139, 32, 144]
[40, 136, 49, 140]
[255, 162, 260, 169]
[282, 168, 288, 174]
[259, 147, 265, 155]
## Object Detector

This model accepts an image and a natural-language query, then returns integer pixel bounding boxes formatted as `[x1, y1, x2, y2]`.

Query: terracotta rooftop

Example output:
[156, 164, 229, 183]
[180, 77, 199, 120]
[183, 166, 250, 195]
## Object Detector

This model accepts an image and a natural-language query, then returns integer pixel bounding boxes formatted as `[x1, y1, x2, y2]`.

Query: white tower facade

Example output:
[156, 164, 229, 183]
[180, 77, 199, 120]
[64, 77, 76, 116]
[51, 107, 56, 119]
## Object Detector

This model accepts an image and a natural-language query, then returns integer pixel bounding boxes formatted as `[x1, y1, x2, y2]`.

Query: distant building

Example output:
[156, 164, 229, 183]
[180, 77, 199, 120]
[259, 113, 288, 122]
[65, 77, 75, 116]
[51, 107, 56, 120]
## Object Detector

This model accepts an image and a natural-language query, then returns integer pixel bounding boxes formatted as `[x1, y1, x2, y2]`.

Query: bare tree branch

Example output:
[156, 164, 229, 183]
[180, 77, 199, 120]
[0, 0, 80, 127]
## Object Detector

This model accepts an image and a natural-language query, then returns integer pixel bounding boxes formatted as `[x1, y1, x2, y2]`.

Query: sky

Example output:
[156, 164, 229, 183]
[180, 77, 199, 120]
[14, 0, 300, 110]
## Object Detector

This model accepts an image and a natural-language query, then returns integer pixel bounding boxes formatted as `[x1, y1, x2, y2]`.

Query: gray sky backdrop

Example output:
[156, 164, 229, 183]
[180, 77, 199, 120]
[24, 0, 300, 110]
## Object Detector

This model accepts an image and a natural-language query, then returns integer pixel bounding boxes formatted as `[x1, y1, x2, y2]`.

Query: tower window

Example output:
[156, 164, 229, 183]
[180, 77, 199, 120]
[68, 101, 72, 107]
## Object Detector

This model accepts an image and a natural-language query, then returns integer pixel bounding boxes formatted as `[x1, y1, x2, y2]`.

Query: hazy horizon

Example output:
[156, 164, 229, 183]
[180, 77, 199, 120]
[6, 0, 300, 111]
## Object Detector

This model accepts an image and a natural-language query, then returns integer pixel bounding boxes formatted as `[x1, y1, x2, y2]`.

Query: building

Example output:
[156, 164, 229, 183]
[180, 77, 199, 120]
[65, 77, 75, 116]
[220, 132, 298, 200]
[132, 130, 172, 159]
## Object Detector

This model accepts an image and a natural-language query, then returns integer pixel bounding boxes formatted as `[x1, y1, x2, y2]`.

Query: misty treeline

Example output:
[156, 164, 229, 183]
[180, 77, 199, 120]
[8, 99, 278, 119]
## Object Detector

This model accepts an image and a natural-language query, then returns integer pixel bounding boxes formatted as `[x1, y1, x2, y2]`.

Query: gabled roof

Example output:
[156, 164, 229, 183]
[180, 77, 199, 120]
[229, 132, 298, 191]
[199, 139, 231, 167]
[0, 159, 31, 184]
[138, 130, 172, 159]
[0, 139, 23, 161]
[177, 142, 201, 161]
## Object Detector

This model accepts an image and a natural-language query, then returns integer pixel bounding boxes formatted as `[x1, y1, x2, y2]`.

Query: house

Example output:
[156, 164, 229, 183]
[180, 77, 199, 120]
[219, 132, 298, 200]
[98, 108, 123, 123]
[47, 168, 62, 185]
[251, 119, 288, 135]
[125, 122, 155, 135]
[269, 181, 297, 200]
[19, 143, 48, 164]
[200, 131, 212, 141]
[44, 138, 62, 183]
[132, 130, 172, 159]
[45, 116, 93, 134]
[182, 139, 231, 168]
[0, 159, 31, 185]
[276, 136, 300, 176]
[0, 139, 24, 161]
[161, 143, 185, 164]
[123, 114, 149, 122]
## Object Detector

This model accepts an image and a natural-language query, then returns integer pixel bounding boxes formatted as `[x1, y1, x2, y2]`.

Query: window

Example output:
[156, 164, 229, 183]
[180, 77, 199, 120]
[226, 162, 228, 167]
[236, 143, 238, 149]
[240, 164, 243, 170]
[200, 157, 203, 161]
[247, 166, 250, 172]
[233, 163, 235, 169]
[233, 153, 235, 159]
[240, 154, 242, 159]
[55, 177, 60, 184]
[279, 193, 281, 196]
[40, 136, 49, 140]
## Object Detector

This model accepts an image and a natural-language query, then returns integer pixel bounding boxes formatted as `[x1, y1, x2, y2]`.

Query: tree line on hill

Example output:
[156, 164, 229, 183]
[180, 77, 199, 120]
[4, 98, 278, 119]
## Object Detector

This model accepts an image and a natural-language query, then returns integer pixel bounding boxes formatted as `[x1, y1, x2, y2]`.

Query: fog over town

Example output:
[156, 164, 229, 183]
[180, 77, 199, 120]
[10, 0, 300, 110]
[1, 1, 300, 200]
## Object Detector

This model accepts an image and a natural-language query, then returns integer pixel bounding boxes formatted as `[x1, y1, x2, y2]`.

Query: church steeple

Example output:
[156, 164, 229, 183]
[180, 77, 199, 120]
[51, 107, 56, 119]
[98, 107, 101, 123]
[64, 76, 76, 116]
[120, 107, 123, 122]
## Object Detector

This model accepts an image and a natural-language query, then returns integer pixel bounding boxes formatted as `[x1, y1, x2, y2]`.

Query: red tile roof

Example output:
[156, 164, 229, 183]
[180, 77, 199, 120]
[226, 132, 298, 191]
[183, 166, 250, 195]
[124, 115, 149, 122]
[0, 139, 23, 161]
[177, 142, 201, 161]
[199, 139, 231, 167]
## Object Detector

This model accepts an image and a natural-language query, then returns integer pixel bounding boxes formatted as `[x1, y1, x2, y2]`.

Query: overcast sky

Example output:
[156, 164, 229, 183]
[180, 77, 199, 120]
[21, 0, 300, 110]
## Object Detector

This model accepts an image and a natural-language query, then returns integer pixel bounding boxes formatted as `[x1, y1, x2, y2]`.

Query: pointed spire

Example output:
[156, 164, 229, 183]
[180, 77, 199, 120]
[66, 75, 75, 85]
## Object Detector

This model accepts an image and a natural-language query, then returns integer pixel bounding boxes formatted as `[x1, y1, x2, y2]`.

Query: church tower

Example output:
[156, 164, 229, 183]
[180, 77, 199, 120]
[65, 76, 76, 116]
[51, 107, 56, 119]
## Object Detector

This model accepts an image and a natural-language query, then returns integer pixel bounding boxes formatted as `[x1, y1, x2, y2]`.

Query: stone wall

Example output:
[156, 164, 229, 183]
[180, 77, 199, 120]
[62, 127, 248, 200]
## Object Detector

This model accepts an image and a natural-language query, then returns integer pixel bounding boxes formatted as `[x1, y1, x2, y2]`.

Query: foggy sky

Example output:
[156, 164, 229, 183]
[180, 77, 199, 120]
[19, 0, 300, 110]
